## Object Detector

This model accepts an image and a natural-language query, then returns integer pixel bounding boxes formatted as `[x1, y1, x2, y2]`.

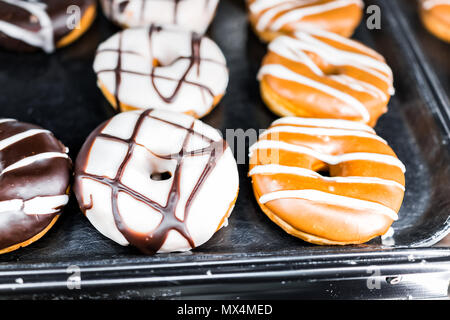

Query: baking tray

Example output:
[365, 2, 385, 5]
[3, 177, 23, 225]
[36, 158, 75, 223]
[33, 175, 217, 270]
[0, 0, 449, 299]
[391, 0, 450, 136]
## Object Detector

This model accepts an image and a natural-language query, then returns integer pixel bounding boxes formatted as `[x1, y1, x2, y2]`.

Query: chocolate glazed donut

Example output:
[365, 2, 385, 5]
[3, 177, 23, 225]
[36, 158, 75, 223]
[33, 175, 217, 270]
[0, 0, 97, 53]
[0, 119, 72, 254]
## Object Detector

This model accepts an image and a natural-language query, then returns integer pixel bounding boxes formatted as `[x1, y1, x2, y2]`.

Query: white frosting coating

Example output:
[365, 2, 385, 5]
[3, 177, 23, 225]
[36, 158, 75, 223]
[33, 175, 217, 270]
[77, 109, 239, 253]
[249, 164, 405, 191]
[93, 26, 229, 118]
[258, 189, 399, 220]
[249, 0, 363, 32]
[100, 0, 219, 33]
[249, 139, 406, 172]
[0, 0, 54, 53]
[422, 0, 450, 9]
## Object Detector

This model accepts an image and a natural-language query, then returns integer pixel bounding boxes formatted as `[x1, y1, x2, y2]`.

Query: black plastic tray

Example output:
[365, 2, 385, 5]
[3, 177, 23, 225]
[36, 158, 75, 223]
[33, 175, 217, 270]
[0, 0, 449, 299]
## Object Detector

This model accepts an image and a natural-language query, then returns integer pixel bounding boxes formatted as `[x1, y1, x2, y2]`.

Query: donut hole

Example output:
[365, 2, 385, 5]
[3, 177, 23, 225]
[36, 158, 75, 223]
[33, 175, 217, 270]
[312, 162, 332, 177]
[150, 171, 172, 181]
[317, 169, 331, 177]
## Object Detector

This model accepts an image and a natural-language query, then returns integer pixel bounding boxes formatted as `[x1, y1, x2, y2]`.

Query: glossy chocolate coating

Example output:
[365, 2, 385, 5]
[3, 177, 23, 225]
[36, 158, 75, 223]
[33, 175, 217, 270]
[0, 0, 94, 52]
[0, 120, 72, 250]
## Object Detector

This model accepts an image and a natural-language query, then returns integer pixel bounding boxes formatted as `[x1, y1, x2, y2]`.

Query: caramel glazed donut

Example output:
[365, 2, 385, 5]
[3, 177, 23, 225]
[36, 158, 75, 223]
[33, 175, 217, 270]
[247, 0, 364, 43]
[93, 25, 229, 118]
[0, 0, 97, 53]
[258, 28, 394, 127]
[74, 109, 239, 254]
[249, 117, 405, 245]
[100, 0, 219, 34]
[420, 0, 450, 43]
[0, 119, 72, 254]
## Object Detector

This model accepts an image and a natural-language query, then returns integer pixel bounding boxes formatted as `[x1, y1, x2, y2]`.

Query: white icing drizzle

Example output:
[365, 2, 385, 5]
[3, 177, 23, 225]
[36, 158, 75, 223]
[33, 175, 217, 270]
[0, 119, 17, 124]
[294, 28, 394, 94]
[249, 164, 405, 191]
[249, 140, 406, 172]
[249, 0, 363, 32]
[258, 189, 399, 221]
[260, 125, 388, 144]
[258, 64, 371, 122]
[329, 74, 388, 101]
[253, 1, 317, 32]
[1, 152, 69, 175]
[381, 226, 395, 239]
[0, 129, 50, 151]
[260, 29, 395, 123]
[422, 0, 450, 9]
[271, 117, 376, 133]
[0, 0, 55, 53]
[288, 31, 393, 83]
[0, 195, 69, 215]
[271, 0, 363, 31]
[297, 27, 384, 60]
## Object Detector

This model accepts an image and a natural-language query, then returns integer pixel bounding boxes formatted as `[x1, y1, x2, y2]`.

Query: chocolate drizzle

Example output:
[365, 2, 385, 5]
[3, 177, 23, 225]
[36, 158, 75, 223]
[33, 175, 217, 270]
[95, 24, 226, 111]
[173, 0, 181, 24]
[75, 109, 228, 254]
[150, 27, 203, 103]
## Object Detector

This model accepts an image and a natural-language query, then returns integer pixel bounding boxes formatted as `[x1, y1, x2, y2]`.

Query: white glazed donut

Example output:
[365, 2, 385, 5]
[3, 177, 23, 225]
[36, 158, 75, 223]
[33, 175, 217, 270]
[99, 0, 219, 33]
[93, 25, 229, 119]
[74, 109, 239, 254]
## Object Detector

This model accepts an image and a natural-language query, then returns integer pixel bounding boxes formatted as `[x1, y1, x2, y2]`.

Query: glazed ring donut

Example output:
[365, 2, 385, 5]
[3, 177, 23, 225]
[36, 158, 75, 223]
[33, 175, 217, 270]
[258, 28, 394, 127]
[74, 109, 239, 254]
[419, 0, 450, 43]
[93, 25, 229, 119]
[0, 119, 72, 254]
[249, 117, 406, 245]
[247, 0, 363, 43]
[0, 0, 97, 53]
[100, 0, 219, 34]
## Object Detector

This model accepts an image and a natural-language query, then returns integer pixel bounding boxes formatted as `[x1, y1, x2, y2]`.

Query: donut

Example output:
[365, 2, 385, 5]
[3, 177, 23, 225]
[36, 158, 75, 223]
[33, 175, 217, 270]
[247, 0, 364, 43]
[419, 0, 450, 43]
[0, 119, 72, 254]
[99, 0, 219, 34]
[249, 117, 406, 245]
[74, 109, 239, 254]
[257, 28, 394, 127]
[93, 25, 229, 118]
[0, 0, 97, 53]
